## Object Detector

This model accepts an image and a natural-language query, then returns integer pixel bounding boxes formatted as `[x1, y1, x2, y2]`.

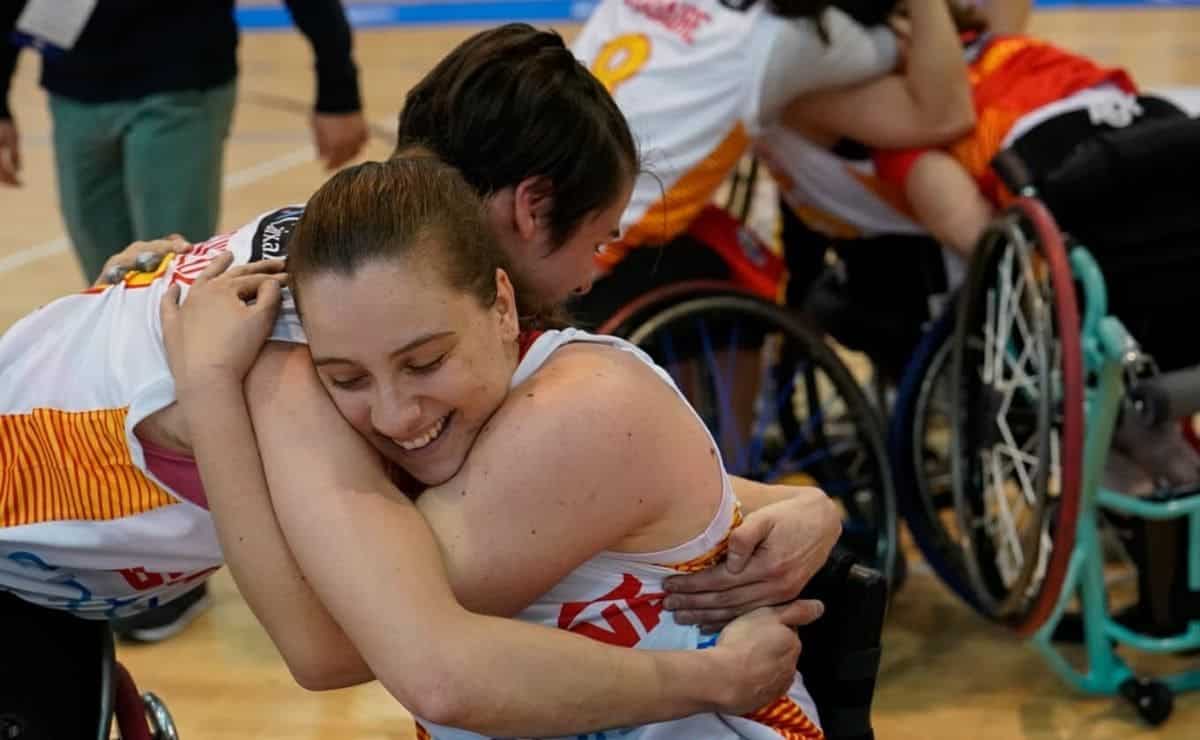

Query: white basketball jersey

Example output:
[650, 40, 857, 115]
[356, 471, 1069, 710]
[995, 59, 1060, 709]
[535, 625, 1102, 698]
[0, 207, 306, 619]
[757, 127, 925, 239]
[415, 329, 824, 740]
[572, 0, 896, 266]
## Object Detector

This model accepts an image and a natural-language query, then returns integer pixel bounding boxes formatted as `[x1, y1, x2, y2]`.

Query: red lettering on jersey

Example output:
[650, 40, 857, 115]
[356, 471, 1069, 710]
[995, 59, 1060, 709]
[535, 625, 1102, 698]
[557, 574, 666, 647]
[119, 567, 164, 591]
[169, 233, 234, 287]
[118, 565, 220, 591]
[623, 0, 712, 44]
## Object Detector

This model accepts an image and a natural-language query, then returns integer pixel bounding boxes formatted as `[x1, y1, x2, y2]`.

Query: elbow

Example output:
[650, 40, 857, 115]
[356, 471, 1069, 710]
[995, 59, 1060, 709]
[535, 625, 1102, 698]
[284, 650, 374, 692]
[378, 669, 476, 728]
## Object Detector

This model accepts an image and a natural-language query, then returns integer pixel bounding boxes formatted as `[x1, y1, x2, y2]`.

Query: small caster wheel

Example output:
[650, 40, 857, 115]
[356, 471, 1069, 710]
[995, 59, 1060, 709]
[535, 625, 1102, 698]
[1120, 677, 1173, 726]
[143, 692, 179, 740]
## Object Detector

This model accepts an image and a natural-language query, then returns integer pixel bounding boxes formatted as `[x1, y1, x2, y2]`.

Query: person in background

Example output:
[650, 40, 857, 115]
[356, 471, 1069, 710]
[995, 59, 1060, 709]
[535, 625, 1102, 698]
[0, 0, 368, 642]
[0, 0, 368, 281]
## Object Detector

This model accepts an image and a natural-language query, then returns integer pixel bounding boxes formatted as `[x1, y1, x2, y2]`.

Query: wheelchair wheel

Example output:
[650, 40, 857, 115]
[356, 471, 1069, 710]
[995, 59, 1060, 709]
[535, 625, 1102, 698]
[950, 198, 1084, 634]
[619, 288, 899, 583]
[888, 305, 982, 610]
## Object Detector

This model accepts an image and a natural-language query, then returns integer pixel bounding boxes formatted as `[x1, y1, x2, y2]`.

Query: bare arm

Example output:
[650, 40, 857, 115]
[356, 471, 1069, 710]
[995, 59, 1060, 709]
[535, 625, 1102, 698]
[903, 150, 995, 256]
[255, 343, 802, 733]
[782, 0, 974, 148]
[163, 260, 371, 689]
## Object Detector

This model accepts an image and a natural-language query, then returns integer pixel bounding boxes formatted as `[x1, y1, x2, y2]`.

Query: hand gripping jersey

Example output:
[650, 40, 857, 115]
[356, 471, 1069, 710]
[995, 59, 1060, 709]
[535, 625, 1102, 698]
[0, 206, 307, 619]
[572, 0, 897, 270]
[415, 328, 824, 740]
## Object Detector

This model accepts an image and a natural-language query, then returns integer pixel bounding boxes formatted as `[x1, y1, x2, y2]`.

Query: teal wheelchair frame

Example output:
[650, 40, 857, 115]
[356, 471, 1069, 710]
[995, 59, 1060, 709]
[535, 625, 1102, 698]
[1030, 242, 1200, 725]
[949, 151, 1200, 725]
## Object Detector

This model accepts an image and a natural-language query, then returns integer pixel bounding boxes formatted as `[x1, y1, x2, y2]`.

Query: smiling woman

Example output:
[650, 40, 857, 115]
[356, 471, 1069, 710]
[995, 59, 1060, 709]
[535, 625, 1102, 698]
[288, 159, 528, 484]
[171, 154, 832, 739]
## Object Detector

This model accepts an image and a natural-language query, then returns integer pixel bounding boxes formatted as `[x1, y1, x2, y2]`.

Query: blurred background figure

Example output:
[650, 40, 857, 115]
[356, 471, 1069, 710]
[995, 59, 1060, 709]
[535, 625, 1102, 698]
[0, 0, 368, 644]
[0, 0, 368, 284]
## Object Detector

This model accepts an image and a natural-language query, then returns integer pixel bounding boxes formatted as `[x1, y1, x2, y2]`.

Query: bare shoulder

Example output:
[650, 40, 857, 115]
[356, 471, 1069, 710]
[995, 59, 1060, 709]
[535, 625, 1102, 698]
[472, 339, 719, 500]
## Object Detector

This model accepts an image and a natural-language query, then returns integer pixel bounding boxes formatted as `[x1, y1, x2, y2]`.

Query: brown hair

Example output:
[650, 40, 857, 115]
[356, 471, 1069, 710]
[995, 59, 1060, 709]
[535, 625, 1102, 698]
[393, 23, 638, 251]
[288, 157, 561, 327]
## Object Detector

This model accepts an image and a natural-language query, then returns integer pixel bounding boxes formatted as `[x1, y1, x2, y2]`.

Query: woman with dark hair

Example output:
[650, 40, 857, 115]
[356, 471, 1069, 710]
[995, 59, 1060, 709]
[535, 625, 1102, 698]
[1, 24, 837, 736]
[567, 0, 975, 324]
[170, 155, 829, 739]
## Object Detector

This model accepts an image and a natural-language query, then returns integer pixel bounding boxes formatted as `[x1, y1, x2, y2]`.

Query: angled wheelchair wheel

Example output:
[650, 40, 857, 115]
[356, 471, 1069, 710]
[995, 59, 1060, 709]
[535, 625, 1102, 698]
[616, 287, 899, 584]
[888, 304, 982, 610]
[950, 198, 1084, 634]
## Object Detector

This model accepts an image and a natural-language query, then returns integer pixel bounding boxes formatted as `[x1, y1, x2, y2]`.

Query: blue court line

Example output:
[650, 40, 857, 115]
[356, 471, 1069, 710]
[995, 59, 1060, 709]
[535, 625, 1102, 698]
[236, 0, 1199, 28]
[237, 1, 599, 28]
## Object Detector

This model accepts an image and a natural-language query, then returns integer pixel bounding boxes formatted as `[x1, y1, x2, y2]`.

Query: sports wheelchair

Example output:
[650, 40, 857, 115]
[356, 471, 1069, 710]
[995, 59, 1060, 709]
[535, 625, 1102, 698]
[1, 591, 179, 739]
[936, 114, 1200, 725]
[585, 169, 894, 740]
[593, 201, 900, 588]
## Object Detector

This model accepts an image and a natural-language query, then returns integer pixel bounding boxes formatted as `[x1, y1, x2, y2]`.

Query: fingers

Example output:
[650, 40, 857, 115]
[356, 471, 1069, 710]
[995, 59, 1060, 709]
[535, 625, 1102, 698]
[771, 599, 825, 628]
[192, 251, 236, 286]
[159, 283, 182, 327]
[664, 557, 769, 594]
[0, 121, 20, 186]
[666, 580, 775, 615]
[0, 146, 20, 186]
[229, 271, 288, 302]
[313, 114, 369, 171]
[725, 515, 773, 574]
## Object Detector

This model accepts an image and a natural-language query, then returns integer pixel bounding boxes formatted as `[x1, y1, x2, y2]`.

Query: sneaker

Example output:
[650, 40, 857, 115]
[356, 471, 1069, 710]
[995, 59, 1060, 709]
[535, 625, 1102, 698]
[111, 583, 212, 643]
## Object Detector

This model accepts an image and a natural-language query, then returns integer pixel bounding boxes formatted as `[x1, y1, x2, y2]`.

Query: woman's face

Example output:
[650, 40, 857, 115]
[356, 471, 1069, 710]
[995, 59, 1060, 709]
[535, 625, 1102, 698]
[300, 254, 520, 486]
[507, 176, 635, 306]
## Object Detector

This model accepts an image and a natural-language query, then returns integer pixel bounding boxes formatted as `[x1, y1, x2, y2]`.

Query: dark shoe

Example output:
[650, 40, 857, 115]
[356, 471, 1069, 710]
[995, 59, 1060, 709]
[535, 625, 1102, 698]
[111, 583, 212, 643]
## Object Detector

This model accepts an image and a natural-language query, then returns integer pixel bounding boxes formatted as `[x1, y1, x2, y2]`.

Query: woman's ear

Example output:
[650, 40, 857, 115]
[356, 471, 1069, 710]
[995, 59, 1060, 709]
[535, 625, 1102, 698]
[512, 176, 554, 243]
[493, 267, 520, 342]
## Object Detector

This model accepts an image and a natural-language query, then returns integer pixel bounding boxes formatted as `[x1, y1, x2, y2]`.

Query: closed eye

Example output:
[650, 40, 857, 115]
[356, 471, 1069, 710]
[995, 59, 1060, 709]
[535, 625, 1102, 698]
[407, 353, 447, 374]
[329, 375, 367, 390]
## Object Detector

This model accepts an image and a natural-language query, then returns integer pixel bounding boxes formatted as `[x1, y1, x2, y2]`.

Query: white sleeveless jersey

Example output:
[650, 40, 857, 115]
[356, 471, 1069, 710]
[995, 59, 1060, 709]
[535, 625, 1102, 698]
[756, 128, 968, 292]
[572, 0, 896, 267]
[757, 127, 925, 239]
[416, 328, 824, 740]
[0, 206, 307, 619]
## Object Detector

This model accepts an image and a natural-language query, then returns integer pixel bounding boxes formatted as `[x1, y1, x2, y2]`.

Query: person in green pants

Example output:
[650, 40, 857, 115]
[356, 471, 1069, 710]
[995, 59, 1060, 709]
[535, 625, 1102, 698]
[0, 0, 368, 643]
[0, 0, 368, 283]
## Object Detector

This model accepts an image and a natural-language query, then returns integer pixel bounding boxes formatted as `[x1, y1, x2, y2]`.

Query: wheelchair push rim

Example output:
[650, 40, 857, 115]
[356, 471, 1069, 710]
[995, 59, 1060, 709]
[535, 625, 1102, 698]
[951, 198, 1084, 634]
[889, 305, 983, 610]
[621, 289, 899, 584]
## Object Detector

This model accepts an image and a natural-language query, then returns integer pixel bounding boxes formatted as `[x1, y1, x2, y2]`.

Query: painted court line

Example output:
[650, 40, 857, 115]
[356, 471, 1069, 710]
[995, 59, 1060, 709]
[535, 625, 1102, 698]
[1, 146, 317, 276]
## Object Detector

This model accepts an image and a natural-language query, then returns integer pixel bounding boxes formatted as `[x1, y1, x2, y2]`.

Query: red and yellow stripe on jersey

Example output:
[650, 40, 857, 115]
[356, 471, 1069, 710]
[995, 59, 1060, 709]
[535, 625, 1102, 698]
[597, 123, 750, 271]
[874, 34, 1136, 203]
[1, 408, 176, 527]
[0, 205, 307, 619]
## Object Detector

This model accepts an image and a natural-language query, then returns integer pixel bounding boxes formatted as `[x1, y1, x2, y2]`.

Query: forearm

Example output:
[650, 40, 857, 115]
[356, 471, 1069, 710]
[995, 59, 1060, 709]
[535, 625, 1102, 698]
[731, 475, 798, 513]
[433, 614, 725, 732]
[269, 471, 730, 734]
[906, 0, 974, 130]
[905, 151, 994, 256]
[282, 0, 361, 113]
[179, 378, 372, 689]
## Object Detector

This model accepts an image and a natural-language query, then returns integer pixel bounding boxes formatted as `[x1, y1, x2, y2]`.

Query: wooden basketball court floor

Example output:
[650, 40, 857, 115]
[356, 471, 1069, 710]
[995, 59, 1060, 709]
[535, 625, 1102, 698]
[2, 9, 1200, 739]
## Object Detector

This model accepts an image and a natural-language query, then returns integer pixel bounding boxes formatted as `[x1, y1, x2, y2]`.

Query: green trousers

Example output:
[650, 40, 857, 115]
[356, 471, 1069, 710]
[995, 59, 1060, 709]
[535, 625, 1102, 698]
[49, 82, 237, 282]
